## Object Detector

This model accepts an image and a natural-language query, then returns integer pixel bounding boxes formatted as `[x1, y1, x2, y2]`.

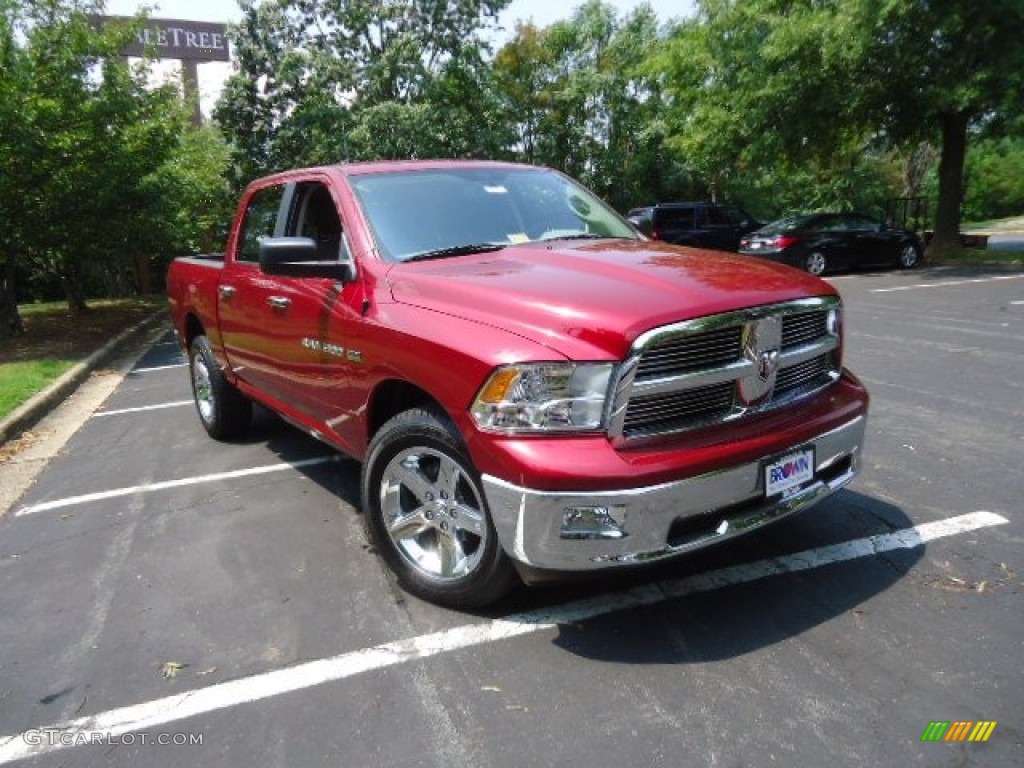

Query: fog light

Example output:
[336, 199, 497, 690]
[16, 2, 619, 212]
[561, 505, 627, 540]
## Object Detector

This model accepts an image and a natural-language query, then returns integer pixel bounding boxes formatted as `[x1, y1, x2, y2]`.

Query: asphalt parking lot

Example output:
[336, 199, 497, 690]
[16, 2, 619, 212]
[0, 265, 1021, 767]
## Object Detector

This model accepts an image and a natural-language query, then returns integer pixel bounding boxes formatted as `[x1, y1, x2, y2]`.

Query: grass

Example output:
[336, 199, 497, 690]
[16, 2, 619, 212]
[0, 296, 164, 421]
[0, 359, 76, 416]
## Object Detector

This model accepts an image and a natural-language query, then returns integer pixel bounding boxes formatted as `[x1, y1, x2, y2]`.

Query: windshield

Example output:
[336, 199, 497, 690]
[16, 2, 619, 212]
[348, 166, 640, 263]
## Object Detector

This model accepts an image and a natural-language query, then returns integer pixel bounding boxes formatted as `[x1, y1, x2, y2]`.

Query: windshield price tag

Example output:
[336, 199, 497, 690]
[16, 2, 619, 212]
[765, 448, 815, 497]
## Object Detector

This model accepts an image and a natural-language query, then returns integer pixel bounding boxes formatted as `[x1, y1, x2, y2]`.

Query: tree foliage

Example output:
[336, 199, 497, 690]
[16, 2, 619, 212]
[0, 0, 192, 328]
[215, 0, 512, 183]
[655, 0, 1024, 247]
[5, 0, 1023, 338]
[960, 136, 1024, 223]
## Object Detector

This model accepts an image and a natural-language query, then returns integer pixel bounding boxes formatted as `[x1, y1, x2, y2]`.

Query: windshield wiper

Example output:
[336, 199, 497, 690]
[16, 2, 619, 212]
[537, 233, 610, 242]
[403, 243, 506, 263]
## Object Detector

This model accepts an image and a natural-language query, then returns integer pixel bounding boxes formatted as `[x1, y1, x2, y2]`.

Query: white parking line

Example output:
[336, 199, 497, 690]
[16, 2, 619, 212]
[93, 401, 193, 418]
[15, 457, 337, 517]
[0, 510, 1007, 765]
[132, 363, 186, 373]
[871, 274, 1024, 293]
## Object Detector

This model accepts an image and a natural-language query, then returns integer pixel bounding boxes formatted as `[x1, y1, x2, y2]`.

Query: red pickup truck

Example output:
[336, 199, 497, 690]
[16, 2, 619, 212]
[167, 160, 868, 607]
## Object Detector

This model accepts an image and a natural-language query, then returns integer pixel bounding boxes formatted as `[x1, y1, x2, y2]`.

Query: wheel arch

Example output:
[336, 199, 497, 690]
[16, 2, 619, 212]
[366, 378, 450, 446]
[183, 312, 205, 348]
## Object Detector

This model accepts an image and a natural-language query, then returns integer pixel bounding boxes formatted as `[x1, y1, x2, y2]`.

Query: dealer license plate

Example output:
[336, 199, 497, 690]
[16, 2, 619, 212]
[765, 448, 815, 497]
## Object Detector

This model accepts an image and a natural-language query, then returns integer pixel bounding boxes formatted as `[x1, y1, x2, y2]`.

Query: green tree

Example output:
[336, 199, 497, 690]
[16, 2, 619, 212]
[851, 0, 1024, 255]
[0, 1, 31, 334]
[654, 1, 884, 212]
[958, 136, 1024, 222]
[0, 0, 184, 323]
[654, 0, 1024, 250]
[494, 1, 680, 211]
[216, 0, 510, 182]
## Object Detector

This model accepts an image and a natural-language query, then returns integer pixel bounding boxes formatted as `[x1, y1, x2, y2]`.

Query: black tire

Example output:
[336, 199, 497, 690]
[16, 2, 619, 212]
[361, 408, 518, 608]
[898, 242, 921, 269]
[805, 250, 828, 276]
[188, 335, 252, 440]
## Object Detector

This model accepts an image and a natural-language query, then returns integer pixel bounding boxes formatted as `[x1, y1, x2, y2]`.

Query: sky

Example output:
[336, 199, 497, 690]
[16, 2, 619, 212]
[104, 0, 696, 115]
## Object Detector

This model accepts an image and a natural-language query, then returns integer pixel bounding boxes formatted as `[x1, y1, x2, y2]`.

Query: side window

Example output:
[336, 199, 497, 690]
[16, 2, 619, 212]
[703, 206, 729, 226]
[819, 215, 844, 231]
[237, 186, 285, 262]
[847, 215, 877, 231]
[657, 207, 694, 229]
[287, 182, 345, 260]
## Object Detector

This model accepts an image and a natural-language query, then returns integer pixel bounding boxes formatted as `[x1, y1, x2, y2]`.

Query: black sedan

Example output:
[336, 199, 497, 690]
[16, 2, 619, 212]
[738, 212, 923, 276]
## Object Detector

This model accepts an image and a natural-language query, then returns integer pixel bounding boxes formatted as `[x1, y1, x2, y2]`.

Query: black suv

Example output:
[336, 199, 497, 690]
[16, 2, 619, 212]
[627, 203, 760, 252]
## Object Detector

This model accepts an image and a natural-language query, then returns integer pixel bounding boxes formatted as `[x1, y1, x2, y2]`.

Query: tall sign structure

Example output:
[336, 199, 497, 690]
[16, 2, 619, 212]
[99, 16, 230, 126]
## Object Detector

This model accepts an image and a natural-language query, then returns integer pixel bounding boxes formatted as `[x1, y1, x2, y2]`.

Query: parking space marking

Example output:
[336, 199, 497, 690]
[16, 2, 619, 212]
[0, 510, 1006, 765]
[14, 457, 337, 517]
[132, 363, 186, 373]
[871, 274, 1024, 293]
[93, 401, 193, 418]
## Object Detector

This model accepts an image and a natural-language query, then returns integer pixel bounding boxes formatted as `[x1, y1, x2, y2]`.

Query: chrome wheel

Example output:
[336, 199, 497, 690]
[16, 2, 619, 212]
[187, 334, 251, 440]
[379, 447, 488, 581]
[899, 244, 920, 269]
[805, 251, 827, 276]
[191, 355, 215, 426]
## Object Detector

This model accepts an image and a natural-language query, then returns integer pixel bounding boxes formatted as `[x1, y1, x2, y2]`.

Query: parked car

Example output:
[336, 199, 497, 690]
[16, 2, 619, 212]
[739, 212, 923, 276]
[627, 202, 761, 252]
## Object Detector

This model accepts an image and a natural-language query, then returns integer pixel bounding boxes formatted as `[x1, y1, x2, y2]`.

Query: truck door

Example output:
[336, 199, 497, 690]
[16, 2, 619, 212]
[217, 182, 292, 401]
[257, 179, 363, 425]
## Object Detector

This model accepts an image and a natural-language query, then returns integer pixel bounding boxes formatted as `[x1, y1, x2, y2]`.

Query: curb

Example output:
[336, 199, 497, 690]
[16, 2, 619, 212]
[0, 310, 171, 446]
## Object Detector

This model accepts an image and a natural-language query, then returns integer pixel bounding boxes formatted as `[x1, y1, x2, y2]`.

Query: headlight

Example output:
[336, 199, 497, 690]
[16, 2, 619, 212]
[470, 362, 614, 433]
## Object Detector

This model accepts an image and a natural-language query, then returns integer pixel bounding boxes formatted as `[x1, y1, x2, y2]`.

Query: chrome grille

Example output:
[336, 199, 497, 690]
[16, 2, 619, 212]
[612, 298, 841, 440]
[622, 383, 734, 436]
[776, 354, 828, 395]
[635, 326, 743, 379]
[782, 310, 828, 349]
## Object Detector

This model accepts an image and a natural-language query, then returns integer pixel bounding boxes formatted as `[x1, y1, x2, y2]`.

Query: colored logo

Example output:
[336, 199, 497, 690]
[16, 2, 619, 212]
[921, 721, 997, 742]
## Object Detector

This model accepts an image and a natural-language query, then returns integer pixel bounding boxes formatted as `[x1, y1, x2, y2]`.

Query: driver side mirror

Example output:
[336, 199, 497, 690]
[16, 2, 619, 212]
[258, 237, 354, 281]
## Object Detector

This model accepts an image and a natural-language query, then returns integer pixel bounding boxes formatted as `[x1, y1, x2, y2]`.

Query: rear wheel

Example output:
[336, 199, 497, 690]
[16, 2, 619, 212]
[898, 243, 921, 269]
[805, 251, 828, 276]
[361, 408, 518, 608]
[189, 335, 252, 440]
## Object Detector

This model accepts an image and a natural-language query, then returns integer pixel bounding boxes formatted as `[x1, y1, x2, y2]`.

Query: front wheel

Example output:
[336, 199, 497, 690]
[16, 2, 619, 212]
[361, 409, 518, 608]
[805, 251, 828, 276]
[898, 243, 921, 269]
[189, 335, 252, 440]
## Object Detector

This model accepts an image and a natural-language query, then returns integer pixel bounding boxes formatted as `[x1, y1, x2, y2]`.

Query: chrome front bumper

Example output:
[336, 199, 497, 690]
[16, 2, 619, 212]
[482, 415, 865, 571]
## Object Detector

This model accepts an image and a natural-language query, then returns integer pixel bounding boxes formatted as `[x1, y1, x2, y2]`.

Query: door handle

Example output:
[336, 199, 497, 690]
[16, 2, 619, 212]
[267, 296, 291, 309]
[218, 285, 236, 299]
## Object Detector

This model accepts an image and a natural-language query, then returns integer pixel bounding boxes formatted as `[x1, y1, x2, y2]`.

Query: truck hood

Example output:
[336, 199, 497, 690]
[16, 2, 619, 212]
[385, 239, 834, 360]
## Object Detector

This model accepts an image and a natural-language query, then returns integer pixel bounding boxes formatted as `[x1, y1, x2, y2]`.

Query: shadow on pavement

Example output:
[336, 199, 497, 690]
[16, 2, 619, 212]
[527, 490, 921, 663]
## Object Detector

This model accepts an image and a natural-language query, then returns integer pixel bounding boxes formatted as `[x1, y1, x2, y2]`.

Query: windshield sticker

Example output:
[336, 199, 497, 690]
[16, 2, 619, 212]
[484, 185, 508, 194]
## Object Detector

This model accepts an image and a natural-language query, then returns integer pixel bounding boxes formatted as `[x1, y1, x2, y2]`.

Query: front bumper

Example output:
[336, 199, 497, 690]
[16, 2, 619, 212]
[482, 414, 865, 571]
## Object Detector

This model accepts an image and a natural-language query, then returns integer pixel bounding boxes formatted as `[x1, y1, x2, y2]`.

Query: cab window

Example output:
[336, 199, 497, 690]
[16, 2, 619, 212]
[286, 182, 347, 261]
[237, 186, 285, 262]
